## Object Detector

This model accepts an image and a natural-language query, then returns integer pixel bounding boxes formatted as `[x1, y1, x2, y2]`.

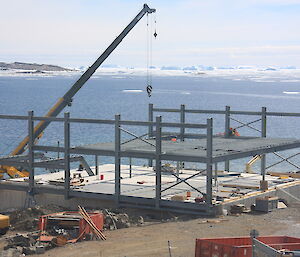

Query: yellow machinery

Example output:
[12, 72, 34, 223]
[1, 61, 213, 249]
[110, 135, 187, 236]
[0, 214, 10, 235]
[0, 166, 29, 179]
[245, 155, 262, 173]
[0, 4, 156, 179]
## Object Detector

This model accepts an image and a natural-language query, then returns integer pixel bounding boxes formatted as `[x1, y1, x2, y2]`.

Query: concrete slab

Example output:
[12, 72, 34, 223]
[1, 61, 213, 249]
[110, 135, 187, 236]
[9, 164, 299, 203]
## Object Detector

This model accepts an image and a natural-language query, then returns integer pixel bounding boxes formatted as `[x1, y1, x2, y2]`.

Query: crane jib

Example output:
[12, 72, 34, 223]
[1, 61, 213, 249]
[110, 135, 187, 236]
[11, 4, 156, 156]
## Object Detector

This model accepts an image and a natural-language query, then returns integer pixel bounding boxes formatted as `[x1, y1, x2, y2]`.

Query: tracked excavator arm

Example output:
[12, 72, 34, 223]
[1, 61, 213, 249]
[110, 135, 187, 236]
[0, 4, 156, 178]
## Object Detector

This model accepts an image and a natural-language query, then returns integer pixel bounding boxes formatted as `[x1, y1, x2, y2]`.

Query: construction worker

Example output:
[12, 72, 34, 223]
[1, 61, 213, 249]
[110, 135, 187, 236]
[229, 128, 240, 137]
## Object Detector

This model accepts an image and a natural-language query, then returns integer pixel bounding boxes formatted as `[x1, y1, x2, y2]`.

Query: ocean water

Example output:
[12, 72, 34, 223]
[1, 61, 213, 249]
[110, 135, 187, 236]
[0, 73, 300, 173]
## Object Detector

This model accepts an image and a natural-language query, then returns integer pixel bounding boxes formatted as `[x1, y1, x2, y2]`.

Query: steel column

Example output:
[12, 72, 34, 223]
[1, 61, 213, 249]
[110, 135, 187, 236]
[64, 112, 70, 199]
[57, 141, 60, 159]
[95, 155, 98, 175]
[261, 107, 267, 181]
[180, 104, 185, 141]
[129, 157, 132, 178]
[176, 161, 180, 182]
[214, 163, 218, 186]
[155, 116, 162, 208]
[206, 118, 213, 205]
[115, 114, 121, 206]
[180, 104, 186, 169]
[225, 106, 230, 171]
[28, 111, 34, 195]
[148, 103, 154, 167]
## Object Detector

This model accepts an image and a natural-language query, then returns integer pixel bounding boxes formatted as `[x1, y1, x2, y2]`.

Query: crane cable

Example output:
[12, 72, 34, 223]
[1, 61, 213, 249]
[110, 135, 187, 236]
[146, 13, 157, 97]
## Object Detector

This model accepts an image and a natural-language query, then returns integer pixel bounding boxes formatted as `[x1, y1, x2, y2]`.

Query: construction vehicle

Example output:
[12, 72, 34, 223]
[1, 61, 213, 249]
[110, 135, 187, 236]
[0, 4, 156, 179]
[0, 214, 9, 235]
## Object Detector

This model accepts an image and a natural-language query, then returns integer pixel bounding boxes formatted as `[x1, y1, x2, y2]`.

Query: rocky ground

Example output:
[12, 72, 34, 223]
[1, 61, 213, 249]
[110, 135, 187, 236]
[0, 205, 299, 257]
[0, 62, 71, 72]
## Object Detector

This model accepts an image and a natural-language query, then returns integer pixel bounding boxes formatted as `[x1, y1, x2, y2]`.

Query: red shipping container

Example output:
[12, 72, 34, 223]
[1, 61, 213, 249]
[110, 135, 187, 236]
[195, 236, 300, 257]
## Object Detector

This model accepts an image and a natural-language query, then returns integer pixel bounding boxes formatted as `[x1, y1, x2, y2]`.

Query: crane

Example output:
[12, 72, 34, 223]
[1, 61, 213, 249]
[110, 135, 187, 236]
[0, 4, 156, 179]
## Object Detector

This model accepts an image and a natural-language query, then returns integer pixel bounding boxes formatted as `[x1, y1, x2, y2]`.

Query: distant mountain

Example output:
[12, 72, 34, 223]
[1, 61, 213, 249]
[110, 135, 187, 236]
[0, 62, 72, 71]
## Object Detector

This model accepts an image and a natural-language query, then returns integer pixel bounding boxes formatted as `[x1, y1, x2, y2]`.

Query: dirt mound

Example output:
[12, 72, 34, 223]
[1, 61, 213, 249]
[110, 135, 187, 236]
[9, 207, 44, 231]
[9, 205, 66, 231]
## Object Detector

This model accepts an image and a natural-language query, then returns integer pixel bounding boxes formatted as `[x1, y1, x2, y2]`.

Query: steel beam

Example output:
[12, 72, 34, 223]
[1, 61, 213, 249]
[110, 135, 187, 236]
[213, 141, 300, 163]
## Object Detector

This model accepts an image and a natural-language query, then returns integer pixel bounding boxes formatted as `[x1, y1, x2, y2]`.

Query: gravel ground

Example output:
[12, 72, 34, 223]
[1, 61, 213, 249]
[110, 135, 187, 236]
[33, 206, 300, 257]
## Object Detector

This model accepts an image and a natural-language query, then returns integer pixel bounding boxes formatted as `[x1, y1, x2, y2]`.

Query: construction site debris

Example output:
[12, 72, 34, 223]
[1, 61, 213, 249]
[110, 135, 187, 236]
[78, 206, 106, 240]
[1, 207, 107, 256]
[9, 208, 43, 231]
[102, 209, 145, 230]
[194, 197, 204, 203]
[9, 205, 66, 231]
[220, 183, 260, 190]
[38, 207, 105, 243]
[255, 196, 279, 212]
[267, 171, 300, 179]
[229, 204, 251, 214]
[171, 195, 187, 201]
[260, 180, 269, 191]
[278, 201, 288, 209]
[0, 247, 22, 257]
[198, 218, 229, 224]
[4, 234, 33, 249]
[1, 232, 51, 256]
[104, 212, 130, 229]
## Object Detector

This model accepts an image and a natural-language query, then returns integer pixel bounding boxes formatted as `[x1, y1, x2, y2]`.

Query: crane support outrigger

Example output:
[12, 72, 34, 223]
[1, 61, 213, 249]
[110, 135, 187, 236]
[0, 4, 156, 178]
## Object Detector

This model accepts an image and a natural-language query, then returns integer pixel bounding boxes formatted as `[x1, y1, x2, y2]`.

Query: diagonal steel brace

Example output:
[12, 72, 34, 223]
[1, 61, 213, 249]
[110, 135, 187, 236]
[120, 127, 156, 147]
[230, 117, 261, 133]
[234, 118, 261, 130]
[268, 152, 300, 170]
[161, 170, 204, 195]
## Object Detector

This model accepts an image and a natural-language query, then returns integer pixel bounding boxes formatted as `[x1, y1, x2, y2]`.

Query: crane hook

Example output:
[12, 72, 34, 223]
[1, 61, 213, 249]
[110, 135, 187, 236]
[146, 85, 152, 97]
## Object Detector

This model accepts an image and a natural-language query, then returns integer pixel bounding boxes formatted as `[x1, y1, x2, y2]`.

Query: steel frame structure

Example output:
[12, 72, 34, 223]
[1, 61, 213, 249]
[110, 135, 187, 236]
[150, 104, 300, 176]
[1, 104, 300, 215]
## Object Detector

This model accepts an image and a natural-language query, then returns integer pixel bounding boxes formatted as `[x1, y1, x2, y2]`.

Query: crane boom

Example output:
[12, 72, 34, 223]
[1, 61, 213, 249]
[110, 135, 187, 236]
[12, 4, 155, 156]
[0, 4, 155, 178]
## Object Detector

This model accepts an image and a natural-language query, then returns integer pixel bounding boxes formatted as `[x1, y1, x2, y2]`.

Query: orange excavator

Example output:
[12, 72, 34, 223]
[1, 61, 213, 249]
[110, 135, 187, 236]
[0, 4, 156, 179]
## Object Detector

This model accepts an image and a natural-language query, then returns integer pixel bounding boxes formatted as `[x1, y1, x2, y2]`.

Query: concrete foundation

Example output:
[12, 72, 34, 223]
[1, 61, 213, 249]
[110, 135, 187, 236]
[0, 189, 115, 212]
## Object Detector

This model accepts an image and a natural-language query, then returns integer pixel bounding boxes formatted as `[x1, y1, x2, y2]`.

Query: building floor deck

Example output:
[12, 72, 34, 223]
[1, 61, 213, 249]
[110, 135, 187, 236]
[74, 136, 300, 163]
[27, 164, 297, 202]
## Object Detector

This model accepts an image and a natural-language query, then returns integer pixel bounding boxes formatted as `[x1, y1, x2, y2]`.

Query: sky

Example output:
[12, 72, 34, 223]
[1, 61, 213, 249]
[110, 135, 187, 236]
[1, 0, 300, 68]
